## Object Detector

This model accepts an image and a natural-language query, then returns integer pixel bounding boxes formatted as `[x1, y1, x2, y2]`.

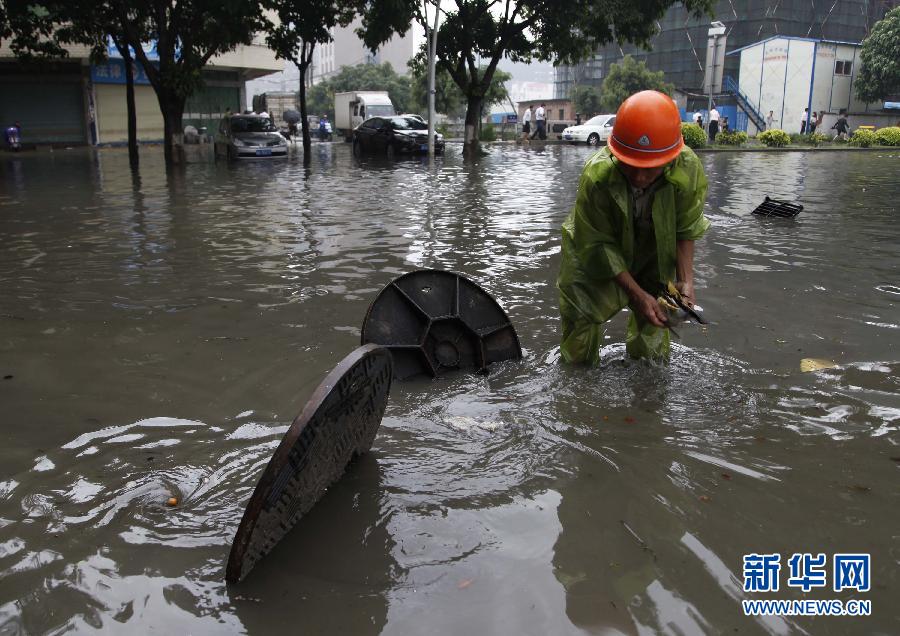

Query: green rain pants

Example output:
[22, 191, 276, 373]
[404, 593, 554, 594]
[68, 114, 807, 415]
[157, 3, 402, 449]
[559, 284, 670, 365]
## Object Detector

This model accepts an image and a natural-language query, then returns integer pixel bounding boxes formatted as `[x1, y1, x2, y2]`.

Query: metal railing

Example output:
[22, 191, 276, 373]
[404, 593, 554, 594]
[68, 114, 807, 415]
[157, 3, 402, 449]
[724, 75, 766, 130]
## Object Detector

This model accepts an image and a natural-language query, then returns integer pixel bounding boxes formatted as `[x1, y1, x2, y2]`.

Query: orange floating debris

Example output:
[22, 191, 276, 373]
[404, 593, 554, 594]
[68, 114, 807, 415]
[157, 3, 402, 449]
[166, 497, 178, 507]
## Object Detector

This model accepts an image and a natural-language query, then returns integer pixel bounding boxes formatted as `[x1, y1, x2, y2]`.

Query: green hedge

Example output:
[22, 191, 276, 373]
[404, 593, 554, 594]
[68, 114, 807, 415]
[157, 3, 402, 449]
[758, 129, 791, 147]
[715, 130, 749, 146]
[875, 126, 900, 146]
[849, 129, 877, 147]
[681, 122, 706, 149]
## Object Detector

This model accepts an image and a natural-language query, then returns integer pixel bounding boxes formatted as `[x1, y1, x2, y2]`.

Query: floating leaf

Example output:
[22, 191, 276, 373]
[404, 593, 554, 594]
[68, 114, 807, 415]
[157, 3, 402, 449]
[458, 579, 473, 589]
[800, 358, 836, 372]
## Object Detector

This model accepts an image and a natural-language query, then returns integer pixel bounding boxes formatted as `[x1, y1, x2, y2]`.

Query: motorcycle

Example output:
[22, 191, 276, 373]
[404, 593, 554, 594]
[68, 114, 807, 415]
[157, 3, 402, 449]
[4, 126, 21, 151]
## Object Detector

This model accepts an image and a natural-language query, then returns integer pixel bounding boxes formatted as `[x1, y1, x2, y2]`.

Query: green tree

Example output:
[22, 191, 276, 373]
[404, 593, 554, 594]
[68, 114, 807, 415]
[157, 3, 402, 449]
[117, 1, 265, 166]
[264, 0, 357, 159]
[599, 55, 674, 113]
[306, 62, 415, 122]
[409, 53, 511, 119]
[359, 0, 709, 155]
[570, 85, 602, 117]
[855, 7, 900, 103]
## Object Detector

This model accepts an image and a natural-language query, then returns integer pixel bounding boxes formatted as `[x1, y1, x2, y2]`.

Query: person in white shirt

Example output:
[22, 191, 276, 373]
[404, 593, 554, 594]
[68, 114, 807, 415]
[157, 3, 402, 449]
[765, 110, 775, 130]
[531, 103, 547, 140]
[522, 106, 532, 141]
[708, 106, 720, 142]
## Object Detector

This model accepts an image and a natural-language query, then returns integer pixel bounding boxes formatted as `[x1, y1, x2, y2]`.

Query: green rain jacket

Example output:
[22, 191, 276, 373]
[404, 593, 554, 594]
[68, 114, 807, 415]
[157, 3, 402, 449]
[557, 145, 710, 365]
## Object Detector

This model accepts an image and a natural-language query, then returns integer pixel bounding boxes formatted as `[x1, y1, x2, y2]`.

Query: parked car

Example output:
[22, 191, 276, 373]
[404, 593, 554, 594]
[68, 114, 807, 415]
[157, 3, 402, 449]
[352, 115, 444, 157]
[561, 114, 616, 145]
[214, 115, 288, 159]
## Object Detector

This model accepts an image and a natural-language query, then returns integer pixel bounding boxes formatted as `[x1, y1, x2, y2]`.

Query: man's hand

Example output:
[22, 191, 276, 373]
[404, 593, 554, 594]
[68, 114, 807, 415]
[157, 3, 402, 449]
[675, 280, 695, 307]
[632, 290, 668, 328]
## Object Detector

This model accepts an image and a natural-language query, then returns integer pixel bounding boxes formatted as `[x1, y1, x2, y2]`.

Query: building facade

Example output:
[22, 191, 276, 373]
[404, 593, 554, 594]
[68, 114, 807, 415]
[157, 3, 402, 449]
[0, 36, 282, 146]
[310, 18, 416, 85]
[553, 0, 898, 99]
[734, 36, 896, 134]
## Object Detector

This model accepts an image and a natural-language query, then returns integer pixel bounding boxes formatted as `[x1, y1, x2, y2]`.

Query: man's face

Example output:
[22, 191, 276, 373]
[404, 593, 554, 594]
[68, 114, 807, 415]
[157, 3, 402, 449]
[618, 162, 666, 190]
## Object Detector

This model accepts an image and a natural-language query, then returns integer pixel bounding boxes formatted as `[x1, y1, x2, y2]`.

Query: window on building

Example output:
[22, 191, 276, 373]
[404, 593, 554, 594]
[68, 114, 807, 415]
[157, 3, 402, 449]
[835, 60, 853, 76]
[559, 108, 565, 119]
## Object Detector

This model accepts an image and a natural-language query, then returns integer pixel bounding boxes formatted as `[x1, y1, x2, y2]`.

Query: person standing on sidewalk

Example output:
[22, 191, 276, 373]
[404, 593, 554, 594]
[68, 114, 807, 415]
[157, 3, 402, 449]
[765, 110, 775, 130]
[708, 105, 720, 142]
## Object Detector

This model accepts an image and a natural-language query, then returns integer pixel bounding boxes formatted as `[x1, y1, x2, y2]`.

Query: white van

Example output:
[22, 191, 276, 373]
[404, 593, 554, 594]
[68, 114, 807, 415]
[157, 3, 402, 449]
[334, 92, 396, 141]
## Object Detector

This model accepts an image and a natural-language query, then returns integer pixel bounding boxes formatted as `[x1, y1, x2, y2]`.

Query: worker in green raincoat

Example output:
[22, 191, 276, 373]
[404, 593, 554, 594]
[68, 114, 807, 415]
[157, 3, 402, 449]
[558, 91, 710, 364]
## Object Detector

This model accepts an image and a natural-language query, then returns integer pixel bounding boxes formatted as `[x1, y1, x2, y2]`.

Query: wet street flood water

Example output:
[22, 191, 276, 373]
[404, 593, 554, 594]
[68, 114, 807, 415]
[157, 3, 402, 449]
[0, 143, 898, 635]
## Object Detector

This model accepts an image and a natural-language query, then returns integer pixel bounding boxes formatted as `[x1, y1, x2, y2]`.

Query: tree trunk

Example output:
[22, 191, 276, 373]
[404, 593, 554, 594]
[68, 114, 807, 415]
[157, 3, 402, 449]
[158, 92, 186, 166]
[299, 64, 311, 161]
[121, 47, 139, 168]
[463, 93, 483, 156]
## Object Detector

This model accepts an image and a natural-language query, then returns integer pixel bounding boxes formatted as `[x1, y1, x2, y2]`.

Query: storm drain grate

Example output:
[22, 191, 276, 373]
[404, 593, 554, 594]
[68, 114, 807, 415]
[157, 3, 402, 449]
[752, 196, 803, 218]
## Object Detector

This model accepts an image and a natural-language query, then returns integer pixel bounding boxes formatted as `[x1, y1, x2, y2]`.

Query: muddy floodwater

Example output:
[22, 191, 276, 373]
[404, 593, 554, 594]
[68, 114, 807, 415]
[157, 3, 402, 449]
[0, 144, 898, 635]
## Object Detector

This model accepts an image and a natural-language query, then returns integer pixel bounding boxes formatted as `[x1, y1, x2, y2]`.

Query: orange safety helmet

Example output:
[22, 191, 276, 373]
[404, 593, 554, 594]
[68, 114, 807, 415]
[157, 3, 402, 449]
[607, 90, 683, 169]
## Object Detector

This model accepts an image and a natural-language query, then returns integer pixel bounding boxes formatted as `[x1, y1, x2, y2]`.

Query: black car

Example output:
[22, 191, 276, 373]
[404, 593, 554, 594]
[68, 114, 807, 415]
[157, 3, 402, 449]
[352, 115, 444, 157]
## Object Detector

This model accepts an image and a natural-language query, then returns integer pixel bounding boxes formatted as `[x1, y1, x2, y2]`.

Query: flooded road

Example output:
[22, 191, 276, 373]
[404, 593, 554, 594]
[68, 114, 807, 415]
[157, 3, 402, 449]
[0, 143, 897, 634]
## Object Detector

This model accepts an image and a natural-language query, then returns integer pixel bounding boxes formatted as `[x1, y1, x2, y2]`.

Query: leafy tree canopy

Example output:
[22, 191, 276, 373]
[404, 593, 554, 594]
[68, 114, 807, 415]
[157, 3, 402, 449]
[570, 85, 602, 117]
[360, 0, 710, 148]
[307, 62, 415, 119]
[599, 55, 674, 113]
[408, 52, 511, 119]
[855, 7, 900, 103]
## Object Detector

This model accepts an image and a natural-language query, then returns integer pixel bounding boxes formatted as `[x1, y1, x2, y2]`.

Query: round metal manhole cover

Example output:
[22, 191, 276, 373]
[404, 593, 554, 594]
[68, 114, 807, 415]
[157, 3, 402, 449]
[360, 269, 522, 379]
[226, 344, 393, 583]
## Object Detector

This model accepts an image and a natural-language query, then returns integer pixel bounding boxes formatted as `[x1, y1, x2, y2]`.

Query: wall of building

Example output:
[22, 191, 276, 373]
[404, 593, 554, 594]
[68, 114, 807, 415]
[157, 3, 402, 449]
[310, 18, 415, 85]
[0, 63, 88, 144]
[2, 37, 277, 145]
[95, 83, 164, 143]
[738, 36, 893, 135]
[553, 0, 895, 97]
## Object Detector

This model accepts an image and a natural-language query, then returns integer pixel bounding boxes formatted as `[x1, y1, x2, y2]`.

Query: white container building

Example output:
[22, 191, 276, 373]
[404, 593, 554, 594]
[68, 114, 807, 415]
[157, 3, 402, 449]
[730, 36, 898, 135]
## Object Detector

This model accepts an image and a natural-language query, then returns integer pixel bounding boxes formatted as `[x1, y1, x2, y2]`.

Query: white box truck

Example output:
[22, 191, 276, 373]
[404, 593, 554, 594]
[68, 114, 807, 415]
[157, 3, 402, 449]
[334, 92, 396, 141]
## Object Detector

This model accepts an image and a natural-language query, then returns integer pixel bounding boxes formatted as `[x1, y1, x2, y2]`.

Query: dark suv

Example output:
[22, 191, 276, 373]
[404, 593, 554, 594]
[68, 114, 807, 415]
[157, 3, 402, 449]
[352, 116, 444, 157]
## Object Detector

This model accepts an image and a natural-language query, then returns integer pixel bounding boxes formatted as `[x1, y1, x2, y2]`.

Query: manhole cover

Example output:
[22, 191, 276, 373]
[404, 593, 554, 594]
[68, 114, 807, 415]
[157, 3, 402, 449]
[226, 344, 393, 583]
[360, 269, 522, 379]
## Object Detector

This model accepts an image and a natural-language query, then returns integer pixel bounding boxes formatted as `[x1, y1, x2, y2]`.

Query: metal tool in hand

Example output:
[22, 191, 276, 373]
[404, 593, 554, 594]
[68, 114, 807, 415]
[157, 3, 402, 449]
[657, 281, 707, 338]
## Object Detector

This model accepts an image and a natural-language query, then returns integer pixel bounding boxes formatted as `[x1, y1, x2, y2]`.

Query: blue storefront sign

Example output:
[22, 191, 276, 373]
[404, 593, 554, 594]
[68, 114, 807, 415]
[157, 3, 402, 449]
[106, 36, 161, 61]
[90, 58, 153, 85]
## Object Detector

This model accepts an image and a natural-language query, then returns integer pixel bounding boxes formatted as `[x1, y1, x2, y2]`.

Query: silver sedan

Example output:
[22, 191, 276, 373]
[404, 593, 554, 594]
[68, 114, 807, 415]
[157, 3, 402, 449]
[562, 114, 616, 146]
[214, 115, 288, 159]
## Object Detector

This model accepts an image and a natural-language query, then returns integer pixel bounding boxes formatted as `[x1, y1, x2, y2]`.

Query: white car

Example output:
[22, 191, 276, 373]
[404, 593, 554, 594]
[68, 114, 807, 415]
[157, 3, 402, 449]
[562, 114, 616, 145]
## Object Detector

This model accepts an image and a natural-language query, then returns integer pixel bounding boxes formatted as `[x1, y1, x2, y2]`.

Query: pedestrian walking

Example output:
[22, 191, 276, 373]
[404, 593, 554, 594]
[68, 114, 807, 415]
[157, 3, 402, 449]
[831, 110, 850, 140]
[530, 103, 547, 140]
[765, 110, 775, 130]
[801, 107, 809, 134]
[708, 105, 720, 142]
[558, 90, 710, 364]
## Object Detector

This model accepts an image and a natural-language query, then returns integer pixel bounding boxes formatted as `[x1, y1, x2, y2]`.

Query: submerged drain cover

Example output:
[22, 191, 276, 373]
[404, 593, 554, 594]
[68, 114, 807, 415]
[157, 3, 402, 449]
[360, 269, 522, 379]
[226, 344, 393, 583]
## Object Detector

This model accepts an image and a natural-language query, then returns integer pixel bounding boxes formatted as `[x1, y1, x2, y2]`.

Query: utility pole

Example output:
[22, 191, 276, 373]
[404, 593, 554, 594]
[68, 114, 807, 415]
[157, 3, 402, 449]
[705, 21, 726, 137]
[427, 0, 440, 158]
